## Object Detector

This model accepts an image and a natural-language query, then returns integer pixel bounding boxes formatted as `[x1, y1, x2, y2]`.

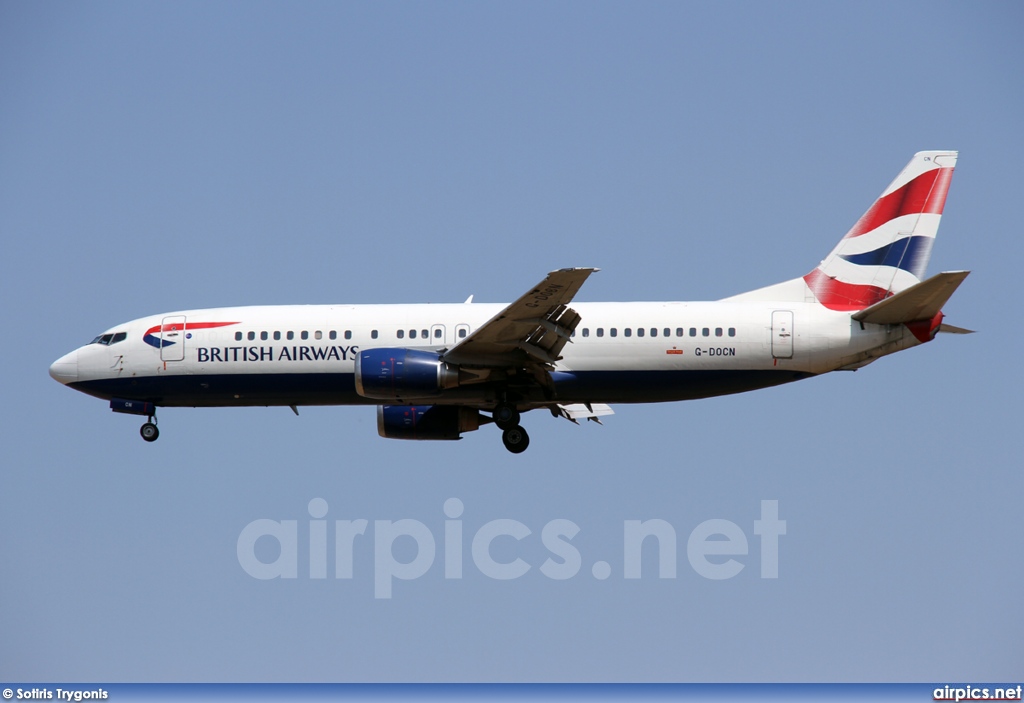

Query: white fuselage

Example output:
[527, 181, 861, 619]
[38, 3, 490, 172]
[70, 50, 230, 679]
[52, 299, 921, 409]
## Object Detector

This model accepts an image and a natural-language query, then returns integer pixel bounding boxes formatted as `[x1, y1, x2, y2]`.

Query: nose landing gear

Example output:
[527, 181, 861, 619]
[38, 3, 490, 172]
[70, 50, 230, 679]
[140, 416, 159, 442]
[110, 399, 161, 443]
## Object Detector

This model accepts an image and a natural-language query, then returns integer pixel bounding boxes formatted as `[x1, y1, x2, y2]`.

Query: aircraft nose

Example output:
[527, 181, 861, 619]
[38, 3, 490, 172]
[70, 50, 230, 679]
[49, 349, 79, 384]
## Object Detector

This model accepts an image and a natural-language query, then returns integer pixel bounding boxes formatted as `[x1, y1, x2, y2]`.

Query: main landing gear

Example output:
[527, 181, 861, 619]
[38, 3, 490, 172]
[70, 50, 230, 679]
[501, 425, 529, 454]
[493, 403, 529, 454]
[140, 416, 159, 442]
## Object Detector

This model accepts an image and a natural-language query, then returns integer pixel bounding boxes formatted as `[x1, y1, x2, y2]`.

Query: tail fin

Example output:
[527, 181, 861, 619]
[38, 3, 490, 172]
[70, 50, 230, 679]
[725, 151, 958, 306]
[804, 151, 957, 311]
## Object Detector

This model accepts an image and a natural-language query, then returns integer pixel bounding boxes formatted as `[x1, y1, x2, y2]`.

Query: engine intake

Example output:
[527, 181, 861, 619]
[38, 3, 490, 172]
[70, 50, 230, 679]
[355, 348, 460, 401]
[377, 405, 481, 440]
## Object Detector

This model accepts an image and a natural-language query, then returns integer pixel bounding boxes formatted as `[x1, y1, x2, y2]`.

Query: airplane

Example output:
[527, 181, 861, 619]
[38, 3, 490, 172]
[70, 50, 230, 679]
[49, 151, 972, 453]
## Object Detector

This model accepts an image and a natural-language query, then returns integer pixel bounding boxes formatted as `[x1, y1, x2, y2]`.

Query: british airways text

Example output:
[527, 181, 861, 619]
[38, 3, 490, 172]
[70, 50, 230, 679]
[195, 345, 360, 363]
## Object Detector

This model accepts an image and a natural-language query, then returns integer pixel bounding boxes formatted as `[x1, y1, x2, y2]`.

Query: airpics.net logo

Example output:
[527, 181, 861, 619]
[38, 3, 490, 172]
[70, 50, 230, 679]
[237, 499, 786, 598]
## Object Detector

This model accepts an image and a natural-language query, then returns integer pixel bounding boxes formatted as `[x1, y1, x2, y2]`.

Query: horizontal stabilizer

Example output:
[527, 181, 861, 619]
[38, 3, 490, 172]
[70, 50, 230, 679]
[852, 271, 970, 325]
[938, 323, 975, 334]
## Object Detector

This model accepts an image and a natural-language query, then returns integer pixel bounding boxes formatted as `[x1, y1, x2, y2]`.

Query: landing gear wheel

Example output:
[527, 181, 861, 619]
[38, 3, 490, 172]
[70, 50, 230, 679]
[493, 403, 521, 430]
[140, 422, 159, 442]
[501, 425, 530, 454]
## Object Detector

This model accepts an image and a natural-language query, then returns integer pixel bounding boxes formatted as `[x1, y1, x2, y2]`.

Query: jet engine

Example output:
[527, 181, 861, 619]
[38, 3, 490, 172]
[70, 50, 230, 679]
[355, 348, 460, 401]
[376, 405, 481, 440]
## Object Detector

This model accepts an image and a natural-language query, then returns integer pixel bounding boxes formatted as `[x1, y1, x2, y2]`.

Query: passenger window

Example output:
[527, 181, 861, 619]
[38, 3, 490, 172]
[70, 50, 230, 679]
[637, 328, 645, 338]
[287, 331, 294, 341]
[624, 328, 632, 337]
[397, 330, 405, 339]
[715, 328, 723, 337]
[371, 330, 379, 339]
[421, 329, 428, 339]
[315, 331, 323, 340]
[582, 328, 590, 338]
[261, 331, 268, 341]
[676, 328, 684, 337]
[235, 332, 243, 341]
[434, 329, 442, 339]
[459, 328, 467, 338]
[410, 329, 417, 339]
[650, 328, 657, 337]
[345, 330, 352, 340]
[329, 331, 337, 340]
[274, 331, 281, 341]
[728, 327, 736, 337]
[663, 328, 670, 337]
[597, 328, 604, 338]
[248, 331, 256, 341]
[610, 328, 617, 337]
[301, 331, 309, 340]
[702, 328, 710, 337]
[689, 328, 697, 337]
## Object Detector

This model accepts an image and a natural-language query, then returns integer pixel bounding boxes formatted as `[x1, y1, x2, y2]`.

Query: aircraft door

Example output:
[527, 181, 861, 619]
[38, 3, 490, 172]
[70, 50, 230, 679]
[430, 324, 447, 346]
[771, 310, 793, 359]
[160, 315, 186, 362]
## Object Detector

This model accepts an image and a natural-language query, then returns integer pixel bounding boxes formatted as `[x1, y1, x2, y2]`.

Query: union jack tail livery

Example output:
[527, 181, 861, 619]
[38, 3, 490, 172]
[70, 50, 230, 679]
[806, 151, 957, 311]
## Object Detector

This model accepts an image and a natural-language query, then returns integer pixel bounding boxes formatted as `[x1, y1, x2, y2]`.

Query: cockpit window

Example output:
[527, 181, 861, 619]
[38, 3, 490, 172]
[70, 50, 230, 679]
[91, 332, 127, 346]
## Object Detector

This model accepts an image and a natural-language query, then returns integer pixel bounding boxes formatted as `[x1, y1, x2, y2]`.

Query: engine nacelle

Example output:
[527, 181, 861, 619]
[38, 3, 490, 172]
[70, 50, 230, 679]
[354, 347, 460, 401]
[377, 405, 481, 441]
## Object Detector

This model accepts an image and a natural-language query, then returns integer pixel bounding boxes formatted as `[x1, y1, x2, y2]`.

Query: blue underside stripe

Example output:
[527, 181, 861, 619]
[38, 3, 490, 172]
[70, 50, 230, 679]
[69, 369, 812, 408]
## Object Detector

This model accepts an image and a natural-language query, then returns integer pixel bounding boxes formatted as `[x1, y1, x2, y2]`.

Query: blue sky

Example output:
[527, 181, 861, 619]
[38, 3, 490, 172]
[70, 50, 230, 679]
[2, 1, 1021, 682]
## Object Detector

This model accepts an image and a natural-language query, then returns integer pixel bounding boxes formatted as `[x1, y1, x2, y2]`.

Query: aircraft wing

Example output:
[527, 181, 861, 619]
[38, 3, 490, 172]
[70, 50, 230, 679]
[442, 267, 597, 369]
